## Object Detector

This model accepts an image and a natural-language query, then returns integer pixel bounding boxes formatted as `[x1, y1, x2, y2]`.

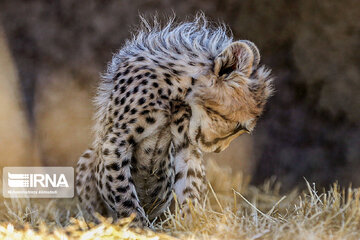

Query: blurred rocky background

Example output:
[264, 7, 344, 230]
[0, 0, 359, 190]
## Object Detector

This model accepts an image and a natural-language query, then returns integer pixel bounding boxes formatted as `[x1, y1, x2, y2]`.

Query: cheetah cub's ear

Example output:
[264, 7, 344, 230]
[214, 40, 260, 78]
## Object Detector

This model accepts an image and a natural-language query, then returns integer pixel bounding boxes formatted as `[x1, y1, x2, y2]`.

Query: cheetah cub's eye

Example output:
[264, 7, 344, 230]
[214, 40, 260, 78]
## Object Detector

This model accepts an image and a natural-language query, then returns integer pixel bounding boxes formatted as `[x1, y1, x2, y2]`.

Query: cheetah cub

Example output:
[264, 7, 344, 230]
[76, 15, 273, 227]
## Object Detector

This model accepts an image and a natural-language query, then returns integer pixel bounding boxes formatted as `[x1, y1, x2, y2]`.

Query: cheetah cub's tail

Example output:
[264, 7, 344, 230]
[76, 148, 109, 221]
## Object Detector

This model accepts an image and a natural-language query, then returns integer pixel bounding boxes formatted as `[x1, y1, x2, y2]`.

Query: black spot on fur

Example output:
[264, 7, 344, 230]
[103, 148, 109, 155]
[172, 69, 183, 75]
[130, 108, 137, 115]
[114, 72, 122, 80]
[119, 140, 126, 147]
[122, 200, 135, 208]
[165, 78, 172, 85]
[145, 117, 155, 124]
[117, 174, 125, 181]
[138, 98, 146, 105]
[120, 97, 126, 105]
[191, 77, 197, 85]
[106, 162, 120, 171]
[128, 136, 136, 146]
[121, 159, 130, 167]
[107, 175, 113, 182]
[116, 186, 129, 193]
[120, 86, 126, 94]
[127, 77, 134, 85]
[133, 86, 139, 93]
[161, 95, 169, 100]
[140, 110, 150, 115]
[135, 126, 144, 134]
[115, 148, 121, 158]
[187, 88, 192, 95]
[174, 117, 185, 125]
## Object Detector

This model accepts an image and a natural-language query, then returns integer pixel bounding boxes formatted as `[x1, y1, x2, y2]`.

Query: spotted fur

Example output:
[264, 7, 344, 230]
[76, 14, 273, 227]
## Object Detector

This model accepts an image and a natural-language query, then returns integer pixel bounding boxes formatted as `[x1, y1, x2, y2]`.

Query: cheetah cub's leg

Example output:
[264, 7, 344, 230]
[76, 148, 109, 221]
[97, 134, 149, 227]
[170, 102, 207, 215]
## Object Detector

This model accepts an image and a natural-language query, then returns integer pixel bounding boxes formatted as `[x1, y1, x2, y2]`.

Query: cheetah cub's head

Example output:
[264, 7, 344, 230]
[189, 40, 273, 153]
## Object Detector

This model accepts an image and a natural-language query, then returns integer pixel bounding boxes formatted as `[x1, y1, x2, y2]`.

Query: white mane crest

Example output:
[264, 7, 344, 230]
[121, 13, 233, 63]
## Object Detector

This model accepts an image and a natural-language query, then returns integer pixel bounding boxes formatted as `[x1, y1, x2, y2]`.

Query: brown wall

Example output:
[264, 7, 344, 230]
[0, 26, 39, 167]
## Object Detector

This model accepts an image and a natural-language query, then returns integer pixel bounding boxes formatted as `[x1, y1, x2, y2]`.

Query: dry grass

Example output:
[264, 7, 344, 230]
[1, 160, 360, 239]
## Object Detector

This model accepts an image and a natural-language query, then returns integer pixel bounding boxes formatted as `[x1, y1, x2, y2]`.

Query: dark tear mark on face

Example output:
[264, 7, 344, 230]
[195, 124, 248, 149]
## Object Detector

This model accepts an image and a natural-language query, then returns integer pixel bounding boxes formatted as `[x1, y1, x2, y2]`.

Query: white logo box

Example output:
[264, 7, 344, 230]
[3, 167, 74, 198]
